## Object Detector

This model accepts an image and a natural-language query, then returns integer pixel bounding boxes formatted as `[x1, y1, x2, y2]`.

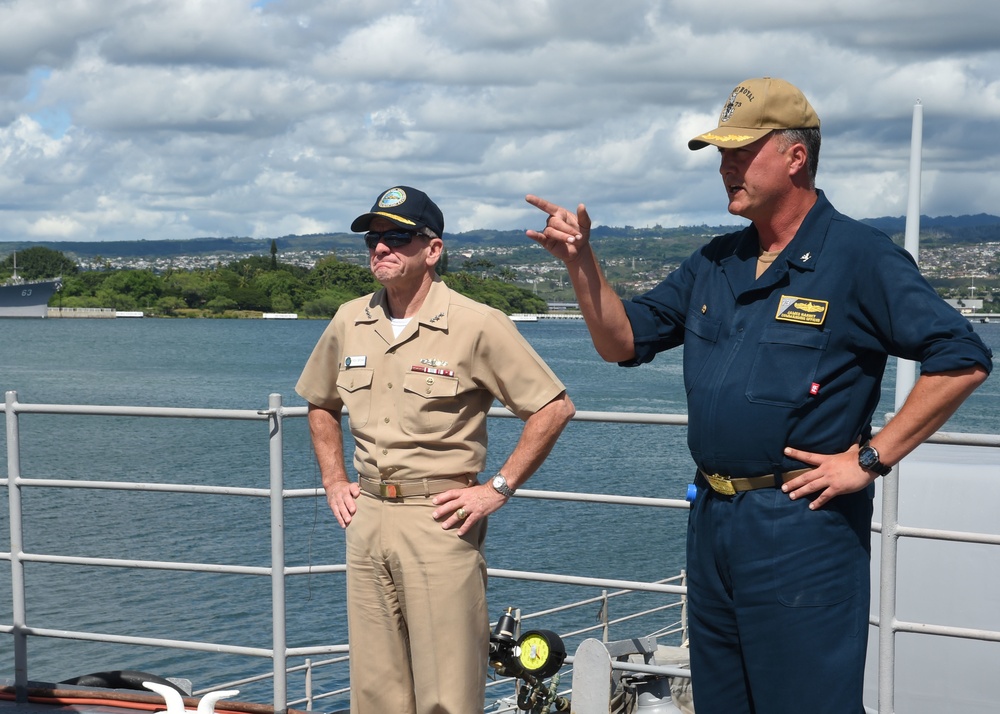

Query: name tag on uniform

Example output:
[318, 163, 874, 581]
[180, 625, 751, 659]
[344, 356, 367, 368]
[775, 296, 828, 326]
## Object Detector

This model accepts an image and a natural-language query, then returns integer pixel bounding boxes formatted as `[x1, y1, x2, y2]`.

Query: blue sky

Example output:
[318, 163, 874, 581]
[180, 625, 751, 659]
[1, 0, 998, 243]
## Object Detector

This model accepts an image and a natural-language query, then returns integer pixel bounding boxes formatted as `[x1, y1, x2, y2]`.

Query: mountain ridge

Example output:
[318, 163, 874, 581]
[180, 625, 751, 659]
[2, 213, 999, 260]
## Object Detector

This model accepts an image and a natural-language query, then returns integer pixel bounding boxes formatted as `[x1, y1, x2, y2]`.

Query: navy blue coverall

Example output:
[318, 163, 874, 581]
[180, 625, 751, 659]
[620, 190, 993, 713]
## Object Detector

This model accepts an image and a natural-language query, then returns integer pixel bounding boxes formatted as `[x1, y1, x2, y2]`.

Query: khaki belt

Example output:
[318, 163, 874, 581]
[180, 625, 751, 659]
[699, 468, 811, 496]
[358, 474, 475, 500]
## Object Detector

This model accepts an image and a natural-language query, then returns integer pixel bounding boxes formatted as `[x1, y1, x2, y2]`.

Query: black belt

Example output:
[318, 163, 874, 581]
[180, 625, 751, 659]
[698, 469, 811, 496]
[358, 474, 475, 500]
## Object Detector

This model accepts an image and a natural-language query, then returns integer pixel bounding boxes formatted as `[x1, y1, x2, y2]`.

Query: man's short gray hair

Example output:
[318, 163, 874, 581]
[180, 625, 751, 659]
[774, 127, 821, 185]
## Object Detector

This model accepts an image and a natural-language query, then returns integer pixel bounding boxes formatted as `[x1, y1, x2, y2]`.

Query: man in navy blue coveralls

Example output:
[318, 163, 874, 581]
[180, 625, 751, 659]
[525, 77, 992, 713]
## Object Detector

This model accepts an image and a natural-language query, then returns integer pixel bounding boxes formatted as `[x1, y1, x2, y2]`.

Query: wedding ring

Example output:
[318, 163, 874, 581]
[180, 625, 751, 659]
[456, 507, 469, 520]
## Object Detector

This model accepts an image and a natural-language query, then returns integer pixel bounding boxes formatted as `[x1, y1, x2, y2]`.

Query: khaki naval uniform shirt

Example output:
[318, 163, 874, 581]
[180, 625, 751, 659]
[296, 277, 566, 482]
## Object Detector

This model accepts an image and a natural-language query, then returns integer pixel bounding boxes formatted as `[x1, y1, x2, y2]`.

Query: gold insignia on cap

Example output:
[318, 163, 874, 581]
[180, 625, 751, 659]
[699, 132, 755, 144]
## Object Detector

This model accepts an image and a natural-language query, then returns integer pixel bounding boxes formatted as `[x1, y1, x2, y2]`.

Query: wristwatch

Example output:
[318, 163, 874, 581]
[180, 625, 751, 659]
[490, 472, 516, 497]
[858, 442, 892, 476]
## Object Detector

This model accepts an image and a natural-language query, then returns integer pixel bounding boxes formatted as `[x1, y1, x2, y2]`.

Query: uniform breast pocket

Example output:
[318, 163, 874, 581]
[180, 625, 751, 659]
[747, 325, 829, 408]
[401, 372, 461, 434]
[683, 308, 721, 395]
[336, 369, 374, 428]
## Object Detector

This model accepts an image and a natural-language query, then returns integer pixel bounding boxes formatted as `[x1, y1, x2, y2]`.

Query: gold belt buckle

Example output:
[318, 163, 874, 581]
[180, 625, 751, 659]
[379, 482, 399, 498]
[705, 473, 736, 496]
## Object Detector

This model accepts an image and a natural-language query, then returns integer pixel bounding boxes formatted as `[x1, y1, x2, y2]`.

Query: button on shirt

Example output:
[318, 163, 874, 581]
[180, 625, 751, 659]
[296, 278, 566, 481]
[621, 191, 993, 479]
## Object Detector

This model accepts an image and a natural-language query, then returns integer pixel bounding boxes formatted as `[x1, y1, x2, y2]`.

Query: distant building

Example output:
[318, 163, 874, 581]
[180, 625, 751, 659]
[945, 298, 984, 314]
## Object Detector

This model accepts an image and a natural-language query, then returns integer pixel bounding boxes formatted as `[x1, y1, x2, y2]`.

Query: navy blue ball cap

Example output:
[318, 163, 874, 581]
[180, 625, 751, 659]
[350, 186, 445, 237]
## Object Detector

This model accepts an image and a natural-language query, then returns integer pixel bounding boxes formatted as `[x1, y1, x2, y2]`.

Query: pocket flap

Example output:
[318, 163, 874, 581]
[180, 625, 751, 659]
[403, 372, 459, 399]
[336, 369, 374, 393]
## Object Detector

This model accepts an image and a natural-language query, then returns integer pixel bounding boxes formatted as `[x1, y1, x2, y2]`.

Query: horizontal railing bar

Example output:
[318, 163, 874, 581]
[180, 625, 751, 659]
[285, 645, 350, 657]
[895, 524, 1000, 546]
[195, 656, 352, 698]
[488, 568, 687, 594]
[16, 552, 270, 576]
[284, 488, 324, 498]
[515, 488, 689, 508]
[894, 620, 1000, 643]
[607, 603, 683, 629]
[290, 687, 350, 706]
[516, 577, 685, 623]
[11, 626, 273, 657]
[924, 430, 1000, 448]
[487, 406, 689, 425]
[563, 655, 691, 680]
[5, 402, 269, 421]
[13, 477, 271, 497]
[284, 564, 346, 576]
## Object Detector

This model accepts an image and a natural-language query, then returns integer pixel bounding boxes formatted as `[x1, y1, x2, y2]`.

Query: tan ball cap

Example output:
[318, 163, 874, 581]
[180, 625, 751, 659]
[688, 77, 820, 150]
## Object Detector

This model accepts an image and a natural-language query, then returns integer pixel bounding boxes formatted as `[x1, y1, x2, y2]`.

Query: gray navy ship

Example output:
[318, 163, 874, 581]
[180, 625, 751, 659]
[0, 255, 61, 318]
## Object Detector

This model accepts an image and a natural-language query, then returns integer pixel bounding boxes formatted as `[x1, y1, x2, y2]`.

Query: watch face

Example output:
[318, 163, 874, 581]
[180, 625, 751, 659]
[491, 474, 514, 496]
[859, 447, 878, 469]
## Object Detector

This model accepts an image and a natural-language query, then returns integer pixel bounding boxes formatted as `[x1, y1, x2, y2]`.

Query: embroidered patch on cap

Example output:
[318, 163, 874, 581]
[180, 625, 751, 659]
[775, 296, 829, 326]
[378, 188, 407, 208]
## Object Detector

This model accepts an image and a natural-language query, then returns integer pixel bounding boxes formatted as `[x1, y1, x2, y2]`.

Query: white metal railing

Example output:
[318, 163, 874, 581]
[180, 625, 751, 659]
[4, 390, 999, 713]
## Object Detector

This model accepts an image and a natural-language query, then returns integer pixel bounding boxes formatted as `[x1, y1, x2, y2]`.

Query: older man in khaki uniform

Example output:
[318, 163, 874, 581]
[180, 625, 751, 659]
[296, 186, 574, 714]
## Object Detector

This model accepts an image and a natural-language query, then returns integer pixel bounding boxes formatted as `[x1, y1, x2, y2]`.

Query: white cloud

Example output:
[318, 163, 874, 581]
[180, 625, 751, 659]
[0, 0, 998, 243]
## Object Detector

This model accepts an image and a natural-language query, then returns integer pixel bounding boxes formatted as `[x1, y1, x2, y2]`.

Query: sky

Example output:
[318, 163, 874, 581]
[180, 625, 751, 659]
[1, 0, 999, 244]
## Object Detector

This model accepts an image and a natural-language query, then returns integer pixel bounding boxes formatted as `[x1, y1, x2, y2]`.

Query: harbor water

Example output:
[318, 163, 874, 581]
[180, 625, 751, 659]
[2, 317, 997, 703]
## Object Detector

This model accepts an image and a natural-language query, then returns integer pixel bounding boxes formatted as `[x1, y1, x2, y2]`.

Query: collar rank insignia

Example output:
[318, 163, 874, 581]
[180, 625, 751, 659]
[429, 312, 444, 323]
[775, 295, 829, 326]
[800, 251, 812, 262]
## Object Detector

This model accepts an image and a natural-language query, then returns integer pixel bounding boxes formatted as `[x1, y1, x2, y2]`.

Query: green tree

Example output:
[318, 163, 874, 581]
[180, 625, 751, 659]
[206, 296, 238, 314]
[271, 293, 295, 313]
[1, 246, 78, 279]
[61, 271, 111, 298]
[462, 257, 495, 275]
[156, 296, 187, 316]
[255, 270, 303, 305]
[307, 256, 378, 295]
[99, 270, 162, 307]
[229, 285, 270, 311]
[95, 287, 137, 311]
[270, 239, 278, 270]
[302, 292, 355, 318]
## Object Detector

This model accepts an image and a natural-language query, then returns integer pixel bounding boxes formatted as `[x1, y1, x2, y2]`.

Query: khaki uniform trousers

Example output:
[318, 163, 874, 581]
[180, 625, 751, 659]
[346, 491, 489, 714]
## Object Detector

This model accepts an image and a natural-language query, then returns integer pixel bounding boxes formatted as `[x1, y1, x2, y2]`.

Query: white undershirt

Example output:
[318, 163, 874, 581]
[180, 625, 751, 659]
[390, 317, 411, 338]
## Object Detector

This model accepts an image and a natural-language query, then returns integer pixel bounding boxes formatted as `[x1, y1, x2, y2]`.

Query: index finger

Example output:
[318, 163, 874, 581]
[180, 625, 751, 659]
[525, 194, 562, 216]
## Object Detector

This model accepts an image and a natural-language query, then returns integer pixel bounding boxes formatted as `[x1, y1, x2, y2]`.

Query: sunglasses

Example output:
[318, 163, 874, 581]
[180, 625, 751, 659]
[364, 229, 424, 250]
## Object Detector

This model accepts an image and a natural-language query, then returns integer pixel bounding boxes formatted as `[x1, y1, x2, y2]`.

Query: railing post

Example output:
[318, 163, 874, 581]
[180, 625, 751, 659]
[268, 393, 288, 714]
[877, 467, 900, 714]
[304, 658, 313, 711]
[600, 590, 609, 643]
[5, 390, 28, 702]
[680, 569, 688, 646]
